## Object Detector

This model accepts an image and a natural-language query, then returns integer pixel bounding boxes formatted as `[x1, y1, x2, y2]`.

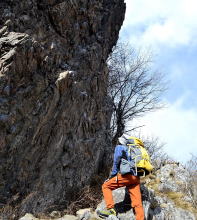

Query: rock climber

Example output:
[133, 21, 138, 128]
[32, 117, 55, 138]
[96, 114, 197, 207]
[98, 134, 145, 220]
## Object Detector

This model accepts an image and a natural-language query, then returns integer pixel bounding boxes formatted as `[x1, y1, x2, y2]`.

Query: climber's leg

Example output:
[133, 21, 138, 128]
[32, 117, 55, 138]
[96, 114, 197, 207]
[102, 173, 140, 209]
[127, 181, 144, 220]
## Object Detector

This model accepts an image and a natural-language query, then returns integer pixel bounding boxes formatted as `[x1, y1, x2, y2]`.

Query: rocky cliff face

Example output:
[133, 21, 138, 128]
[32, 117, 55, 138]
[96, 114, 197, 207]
[0, 0, 125, 217]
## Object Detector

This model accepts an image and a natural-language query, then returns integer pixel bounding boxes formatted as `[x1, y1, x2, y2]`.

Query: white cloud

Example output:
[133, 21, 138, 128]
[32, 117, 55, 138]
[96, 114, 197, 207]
[121, 0, 197, 163]
[122, 0, 197, 48]
[130, 95, 197, 163]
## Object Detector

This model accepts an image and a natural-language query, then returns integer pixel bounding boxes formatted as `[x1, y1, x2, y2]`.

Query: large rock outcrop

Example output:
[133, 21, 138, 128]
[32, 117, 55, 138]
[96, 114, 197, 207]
[0, 0, 125, 217]
[19, 164, 197, 220]
[97, 164, 196, 220]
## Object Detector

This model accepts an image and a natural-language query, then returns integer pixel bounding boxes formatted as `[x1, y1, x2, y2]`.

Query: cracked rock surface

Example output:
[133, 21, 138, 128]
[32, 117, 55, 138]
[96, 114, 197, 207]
[0, 0, 125, 218]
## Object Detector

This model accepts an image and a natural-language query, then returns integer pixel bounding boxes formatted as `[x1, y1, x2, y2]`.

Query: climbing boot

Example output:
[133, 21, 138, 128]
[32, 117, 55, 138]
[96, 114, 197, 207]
[97, 208, 116, 218]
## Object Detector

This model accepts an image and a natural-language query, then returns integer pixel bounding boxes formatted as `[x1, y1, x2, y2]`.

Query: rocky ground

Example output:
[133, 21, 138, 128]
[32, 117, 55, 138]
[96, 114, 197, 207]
[18, 164, 197, 220]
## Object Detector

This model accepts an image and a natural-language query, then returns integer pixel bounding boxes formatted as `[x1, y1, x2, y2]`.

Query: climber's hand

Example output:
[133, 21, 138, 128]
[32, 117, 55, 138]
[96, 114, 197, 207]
[105, 174, 116, 182]
[104, 178, 110, 182]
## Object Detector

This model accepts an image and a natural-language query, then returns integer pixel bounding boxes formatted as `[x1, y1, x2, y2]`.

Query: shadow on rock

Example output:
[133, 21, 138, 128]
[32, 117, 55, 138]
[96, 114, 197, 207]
[141, 184, 162, 220]
[115, 184, 163, 220]
[114, 188, 132, 214]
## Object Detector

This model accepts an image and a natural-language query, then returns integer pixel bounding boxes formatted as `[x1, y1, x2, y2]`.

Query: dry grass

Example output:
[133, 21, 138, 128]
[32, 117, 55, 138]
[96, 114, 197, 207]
[148, 174, 157, 180]
[64, 174, 106, 215]
[166, 192, 184, 200]
[146, 176, 197, 218]
[146, 178, 160, 192]
[0, 173, 107, 219]
[64, 185, 101, 215]
[0, 204, 19, 220]
[166, 191, 197, 214]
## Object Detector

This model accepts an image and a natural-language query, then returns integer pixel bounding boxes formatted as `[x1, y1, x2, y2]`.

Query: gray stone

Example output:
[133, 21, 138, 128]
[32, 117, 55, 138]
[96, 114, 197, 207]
[106, 215, 119, 220]
[19, 213, 39, 220]
[76, 208, 92, 220]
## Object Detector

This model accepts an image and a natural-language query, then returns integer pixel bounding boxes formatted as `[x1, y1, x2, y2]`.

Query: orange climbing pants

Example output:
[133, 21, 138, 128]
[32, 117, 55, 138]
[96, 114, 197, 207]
[102, 173, 144, 220]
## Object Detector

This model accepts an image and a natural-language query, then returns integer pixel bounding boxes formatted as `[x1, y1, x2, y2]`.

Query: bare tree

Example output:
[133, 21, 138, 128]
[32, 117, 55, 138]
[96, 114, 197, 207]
[107, 42, 166, 145]
[185, 154, 197, 208]
[141, 135, 173, 169]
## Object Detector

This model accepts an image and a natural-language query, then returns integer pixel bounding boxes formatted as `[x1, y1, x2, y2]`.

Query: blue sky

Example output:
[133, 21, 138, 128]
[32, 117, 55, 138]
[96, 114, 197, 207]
[120, 0, 197, 163]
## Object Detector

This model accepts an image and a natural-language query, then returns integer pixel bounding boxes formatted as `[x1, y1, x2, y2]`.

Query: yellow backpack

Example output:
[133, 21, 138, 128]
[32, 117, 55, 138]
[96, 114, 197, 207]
[119, 136, 154, 176]
[127, 144, 154, 176]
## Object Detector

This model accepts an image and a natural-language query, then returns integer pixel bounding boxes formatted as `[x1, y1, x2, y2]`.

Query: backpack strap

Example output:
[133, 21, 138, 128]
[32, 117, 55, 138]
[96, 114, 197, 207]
[128, 145, 139, 176]
[128, 145, 147, 176]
